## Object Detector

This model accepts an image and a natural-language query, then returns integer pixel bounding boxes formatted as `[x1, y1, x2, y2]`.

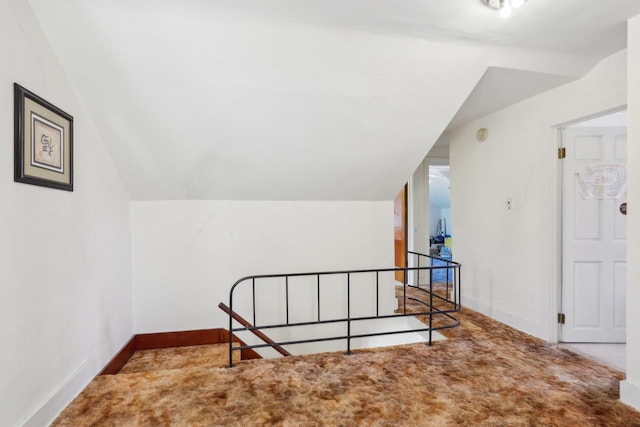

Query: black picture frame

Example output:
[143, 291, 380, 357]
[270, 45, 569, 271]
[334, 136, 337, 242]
[14, 83, 74, 191]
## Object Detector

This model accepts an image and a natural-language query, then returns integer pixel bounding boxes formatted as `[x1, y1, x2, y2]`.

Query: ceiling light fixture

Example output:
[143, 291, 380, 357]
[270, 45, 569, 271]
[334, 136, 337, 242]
[483, 0, 526, 18]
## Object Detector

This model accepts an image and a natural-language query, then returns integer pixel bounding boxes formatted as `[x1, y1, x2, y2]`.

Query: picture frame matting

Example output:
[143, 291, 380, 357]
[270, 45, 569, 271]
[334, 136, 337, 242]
[14, 83, 74, 191]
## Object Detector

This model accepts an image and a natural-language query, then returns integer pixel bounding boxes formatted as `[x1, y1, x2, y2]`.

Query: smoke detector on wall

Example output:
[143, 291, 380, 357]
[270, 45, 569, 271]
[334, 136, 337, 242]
[476, 128, 488, 142]
[483, 0, 526, 18]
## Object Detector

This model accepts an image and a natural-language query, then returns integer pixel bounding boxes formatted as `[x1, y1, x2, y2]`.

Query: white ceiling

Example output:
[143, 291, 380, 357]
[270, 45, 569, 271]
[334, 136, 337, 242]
[27, 0, 640, 200]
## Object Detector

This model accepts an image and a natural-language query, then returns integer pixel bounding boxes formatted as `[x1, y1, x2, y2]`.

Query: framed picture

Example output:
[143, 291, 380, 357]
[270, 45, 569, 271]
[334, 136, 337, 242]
[14, 83, 74, 191]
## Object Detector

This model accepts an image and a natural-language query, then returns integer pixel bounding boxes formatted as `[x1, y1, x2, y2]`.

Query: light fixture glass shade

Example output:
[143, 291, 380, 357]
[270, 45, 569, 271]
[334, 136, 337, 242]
[500, 4, 512, 18]
[483, 0, 527, 16]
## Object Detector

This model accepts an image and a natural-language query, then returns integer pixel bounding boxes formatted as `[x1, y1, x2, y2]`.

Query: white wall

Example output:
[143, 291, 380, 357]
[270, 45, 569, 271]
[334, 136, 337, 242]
[131, 201, 393, 334]
[449, 49, 627, 340]
[0, 1, 133, 426]
[621, 14, 640, 412]
[409, 160, 428, 256]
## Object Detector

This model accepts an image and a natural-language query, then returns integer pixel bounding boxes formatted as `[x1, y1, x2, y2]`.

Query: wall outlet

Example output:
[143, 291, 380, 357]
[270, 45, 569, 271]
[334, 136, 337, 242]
[506, 197, 513, 210]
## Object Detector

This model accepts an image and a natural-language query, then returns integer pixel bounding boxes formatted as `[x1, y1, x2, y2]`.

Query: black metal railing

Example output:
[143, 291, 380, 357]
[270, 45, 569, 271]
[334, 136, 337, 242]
[223, 253, 461, 367]
[408, 250, 457, 296]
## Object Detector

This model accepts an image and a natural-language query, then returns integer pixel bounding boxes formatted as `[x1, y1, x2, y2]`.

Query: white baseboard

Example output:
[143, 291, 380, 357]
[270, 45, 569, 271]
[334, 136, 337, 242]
[21, 360, 93, 427]
[621, 380, 640, 412]
[464, 298, 548, 341]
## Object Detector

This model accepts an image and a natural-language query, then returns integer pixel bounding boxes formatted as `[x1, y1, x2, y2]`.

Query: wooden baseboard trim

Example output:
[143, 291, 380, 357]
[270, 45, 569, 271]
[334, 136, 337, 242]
[136, 328, 223, 350]
[99, 328, 261, 375]
[100, 337, 136, 375]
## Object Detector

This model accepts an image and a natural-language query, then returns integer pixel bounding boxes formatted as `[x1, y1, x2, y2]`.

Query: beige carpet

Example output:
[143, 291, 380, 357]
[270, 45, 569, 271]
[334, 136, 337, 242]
[53, 290, 640, 426]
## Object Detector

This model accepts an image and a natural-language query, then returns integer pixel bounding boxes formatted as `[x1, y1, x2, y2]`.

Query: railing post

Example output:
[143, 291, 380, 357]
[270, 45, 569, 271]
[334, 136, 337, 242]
[285, 276, 289, 325]
[403, 269, 407, 314]
[228, 289, 234, 368]
[446, 260, 450, 285]
[252, 278, 256, 326]
[444, 261, 449, 299]
[375, 271, 379, 317]
[458, 265, 462, 310]
[346, 273, 352, 355]
[317, 274, 321, 322]
[429, 266, 433, 293]
[428, 268, 433, 346]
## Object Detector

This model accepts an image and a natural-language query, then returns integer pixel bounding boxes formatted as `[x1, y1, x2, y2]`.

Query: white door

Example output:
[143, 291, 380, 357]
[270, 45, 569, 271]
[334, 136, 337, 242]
[561, 127, 627, 343]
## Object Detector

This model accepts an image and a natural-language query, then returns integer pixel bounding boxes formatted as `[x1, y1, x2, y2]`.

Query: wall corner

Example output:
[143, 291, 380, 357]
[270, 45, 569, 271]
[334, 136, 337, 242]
[620, 380, 640, 412]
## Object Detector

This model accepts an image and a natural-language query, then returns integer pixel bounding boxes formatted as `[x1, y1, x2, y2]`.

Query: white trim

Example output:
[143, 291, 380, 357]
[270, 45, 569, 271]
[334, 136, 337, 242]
[407, 174, 415, 254]
[552, 105, 627, 344]
[549, 125, 563, 343]
[621, 380, 640, 412]
[465, 298, 546, 339]
[407, 174, 417, 285]
[21, 361, 93, 427]
[554, 105, 628, 129]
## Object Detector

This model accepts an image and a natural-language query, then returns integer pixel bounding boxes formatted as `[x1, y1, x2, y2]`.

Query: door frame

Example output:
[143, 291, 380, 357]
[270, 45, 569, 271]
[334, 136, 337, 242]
[407, 156, 449, 286]
[394, 184, 408, 282]
[551, 105, 627, 343]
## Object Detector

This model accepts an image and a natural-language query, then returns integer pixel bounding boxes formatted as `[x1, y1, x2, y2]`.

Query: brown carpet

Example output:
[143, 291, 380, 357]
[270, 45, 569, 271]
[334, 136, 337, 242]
[53, 290, 640, 426]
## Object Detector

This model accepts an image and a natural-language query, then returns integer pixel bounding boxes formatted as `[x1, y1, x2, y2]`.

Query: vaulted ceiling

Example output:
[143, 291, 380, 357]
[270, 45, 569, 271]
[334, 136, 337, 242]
[27, 0, 640, 200]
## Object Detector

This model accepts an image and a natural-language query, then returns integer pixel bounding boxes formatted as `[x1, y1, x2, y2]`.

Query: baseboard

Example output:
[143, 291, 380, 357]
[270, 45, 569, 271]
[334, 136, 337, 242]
[21, 361, 93, 427]
[621, 380, 640, 411]
[136, 328, 224, 350]
[100, 336, 136, 375]
[464, 298, 548, 341]
[99, 328, 260, 375]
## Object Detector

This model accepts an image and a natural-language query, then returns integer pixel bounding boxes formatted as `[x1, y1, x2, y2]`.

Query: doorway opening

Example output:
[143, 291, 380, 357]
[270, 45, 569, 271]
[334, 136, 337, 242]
[394, 185, 408, 282]
[429, 165, 451, 259]
[557, 108, 627, 348]
[428, 165, 454, 284]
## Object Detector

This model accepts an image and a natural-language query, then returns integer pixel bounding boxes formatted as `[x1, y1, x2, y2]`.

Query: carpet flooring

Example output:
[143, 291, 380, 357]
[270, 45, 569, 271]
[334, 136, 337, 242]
[53, 290, 640, 426]
[429, 258, 455, 284]
[119, 344, 240, 374]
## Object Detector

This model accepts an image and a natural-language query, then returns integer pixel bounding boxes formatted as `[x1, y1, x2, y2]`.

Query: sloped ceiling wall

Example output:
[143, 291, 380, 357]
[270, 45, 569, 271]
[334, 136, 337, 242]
[26, 0, 640, 200]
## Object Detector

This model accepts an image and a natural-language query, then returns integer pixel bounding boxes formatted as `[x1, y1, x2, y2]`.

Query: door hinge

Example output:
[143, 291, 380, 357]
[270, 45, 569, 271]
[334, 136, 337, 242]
[557, 313, 566, 324]
[558, 147, 566, 159]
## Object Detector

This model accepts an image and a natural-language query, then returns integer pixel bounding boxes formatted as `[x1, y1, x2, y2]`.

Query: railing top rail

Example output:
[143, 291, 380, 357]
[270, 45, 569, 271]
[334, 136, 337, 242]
[229, 263, 461, 293]
[407, 250, 461, 266]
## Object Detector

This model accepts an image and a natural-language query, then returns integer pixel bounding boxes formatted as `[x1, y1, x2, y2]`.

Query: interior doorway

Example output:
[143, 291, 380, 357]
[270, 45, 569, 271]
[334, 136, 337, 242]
[558, 109, 627, 343]
[429, 165, 451, 258]
[394, 185, 407, 282]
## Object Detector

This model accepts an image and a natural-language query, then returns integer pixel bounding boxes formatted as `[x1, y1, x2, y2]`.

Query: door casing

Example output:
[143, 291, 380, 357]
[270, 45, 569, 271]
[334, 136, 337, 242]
[552, 106, 627, 343]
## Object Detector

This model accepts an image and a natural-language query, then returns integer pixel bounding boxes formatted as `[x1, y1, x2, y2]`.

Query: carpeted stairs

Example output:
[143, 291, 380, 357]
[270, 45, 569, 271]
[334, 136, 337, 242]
[118, 343, 239, 374]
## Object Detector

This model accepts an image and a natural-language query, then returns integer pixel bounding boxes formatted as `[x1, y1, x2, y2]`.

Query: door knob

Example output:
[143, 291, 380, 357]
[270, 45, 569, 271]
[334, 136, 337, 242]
[620, 202, 627, 215]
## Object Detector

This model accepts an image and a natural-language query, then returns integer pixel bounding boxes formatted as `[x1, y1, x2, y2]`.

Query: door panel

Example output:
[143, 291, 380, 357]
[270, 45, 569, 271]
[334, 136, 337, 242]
[394, 185, 407, 282]
[573, 188, 600, 240]
[561, 127, 626, 343]
[614, 135, 627, 160]
[614, 262, 626, 328]
[573, 262, 600, 328]
[574, 135, 601, 159]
